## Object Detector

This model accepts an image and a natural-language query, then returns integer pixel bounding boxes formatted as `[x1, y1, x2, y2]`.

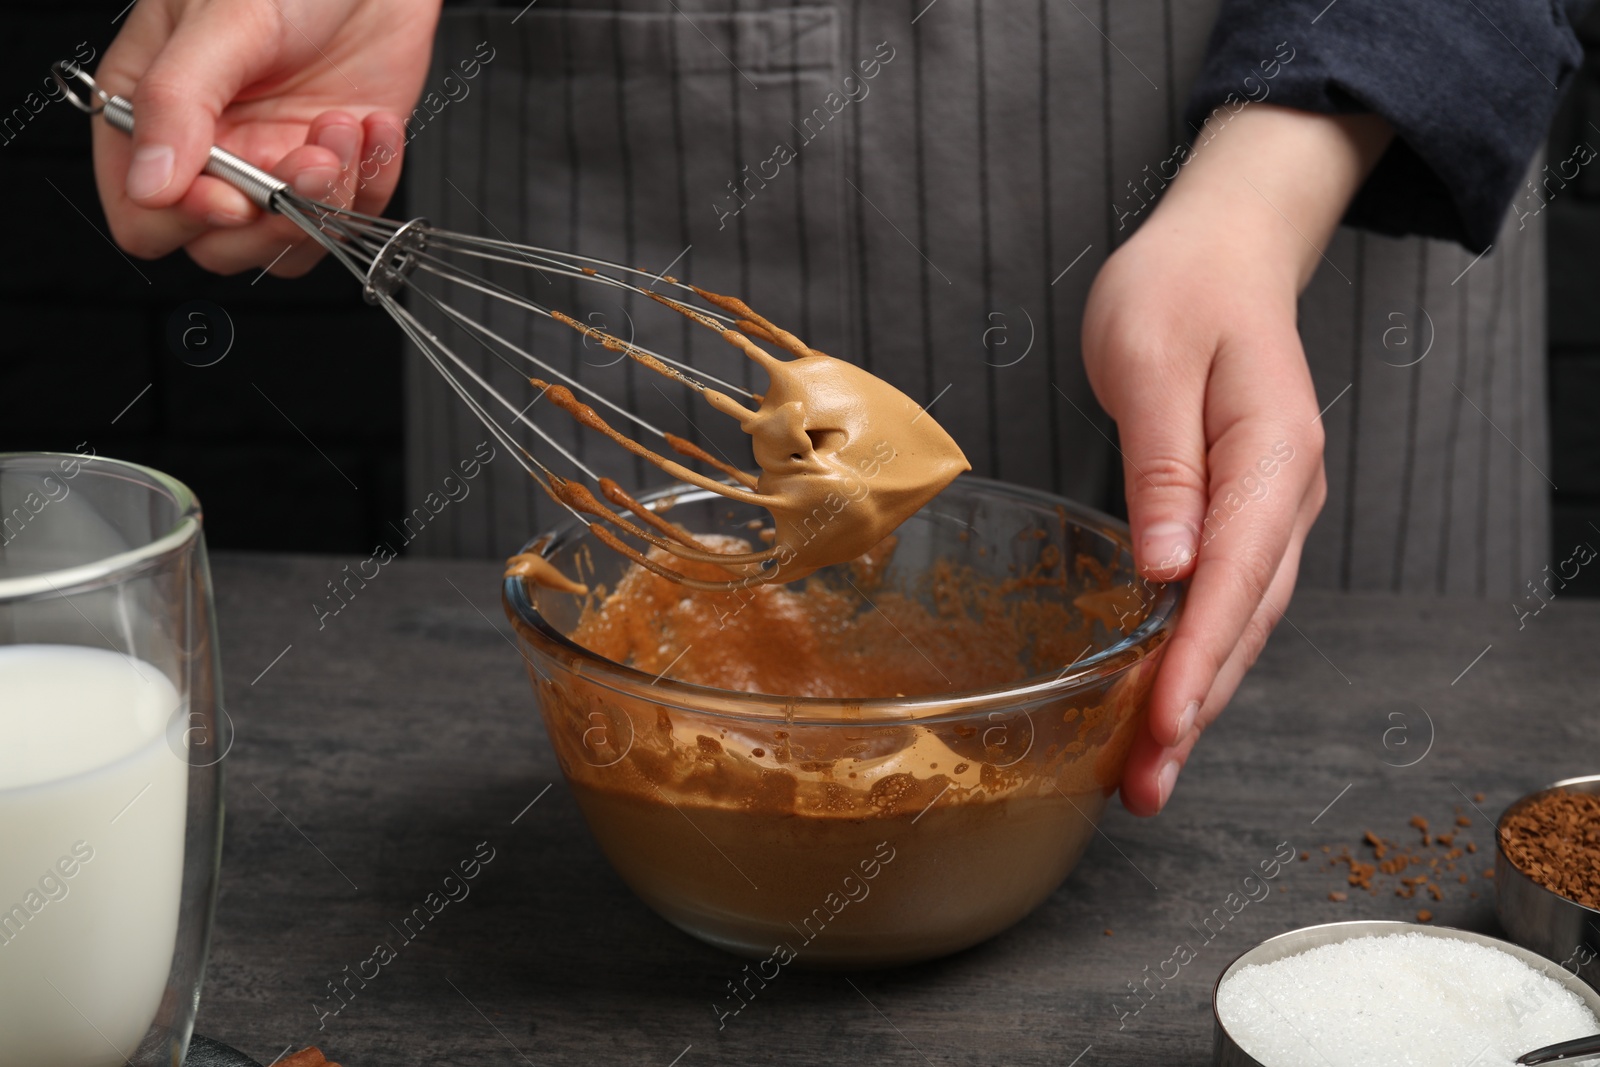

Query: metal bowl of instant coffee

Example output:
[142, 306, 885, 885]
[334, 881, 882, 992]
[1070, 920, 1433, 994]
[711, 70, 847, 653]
[1496, 773, 1600, 991]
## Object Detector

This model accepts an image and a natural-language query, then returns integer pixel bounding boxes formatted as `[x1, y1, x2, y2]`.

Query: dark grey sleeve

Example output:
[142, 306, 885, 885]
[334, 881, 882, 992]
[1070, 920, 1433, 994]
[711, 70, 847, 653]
[1184, 0, 1589, 252]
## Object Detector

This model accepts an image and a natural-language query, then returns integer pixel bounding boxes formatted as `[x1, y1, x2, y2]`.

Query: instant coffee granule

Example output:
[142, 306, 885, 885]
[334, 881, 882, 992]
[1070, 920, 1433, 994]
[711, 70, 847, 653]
[1500, 789, 1600, 910]
[1315, 807, 1486, 910]
[278, 1050, 344, 1067]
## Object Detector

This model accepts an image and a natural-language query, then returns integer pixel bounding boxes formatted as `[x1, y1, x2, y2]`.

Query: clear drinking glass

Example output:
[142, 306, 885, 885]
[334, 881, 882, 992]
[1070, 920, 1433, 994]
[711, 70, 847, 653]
[0, 452, 227, 1066]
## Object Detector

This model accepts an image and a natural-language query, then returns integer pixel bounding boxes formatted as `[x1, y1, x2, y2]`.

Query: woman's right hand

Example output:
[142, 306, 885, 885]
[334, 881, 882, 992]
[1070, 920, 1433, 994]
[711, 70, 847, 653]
[93, 0, 440, 276]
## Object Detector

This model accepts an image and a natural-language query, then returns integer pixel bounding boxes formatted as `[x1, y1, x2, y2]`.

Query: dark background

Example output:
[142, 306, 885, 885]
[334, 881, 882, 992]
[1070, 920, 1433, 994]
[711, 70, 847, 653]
[0, 8, 404, 554]
[1548, 4, 1600, 596]
[3, 4, 1598, 592]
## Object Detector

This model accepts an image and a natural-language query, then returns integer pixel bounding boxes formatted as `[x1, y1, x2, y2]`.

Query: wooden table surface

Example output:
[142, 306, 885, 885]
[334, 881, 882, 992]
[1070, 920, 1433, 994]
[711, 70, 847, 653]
[194, 551, 1600, 1066]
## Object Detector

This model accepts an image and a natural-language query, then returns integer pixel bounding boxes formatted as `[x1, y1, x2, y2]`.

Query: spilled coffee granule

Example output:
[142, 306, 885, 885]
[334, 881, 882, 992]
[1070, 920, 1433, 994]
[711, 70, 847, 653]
[279, 1052, 343, 1067]
[1318, 806, 1485, 909]
[1500, 789, 1600, 910]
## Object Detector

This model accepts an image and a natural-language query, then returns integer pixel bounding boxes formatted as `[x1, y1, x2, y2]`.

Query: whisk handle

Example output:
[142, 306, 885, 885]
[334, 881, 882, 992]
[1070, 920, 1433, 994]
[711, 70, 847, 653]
[50, 60, 289, 211]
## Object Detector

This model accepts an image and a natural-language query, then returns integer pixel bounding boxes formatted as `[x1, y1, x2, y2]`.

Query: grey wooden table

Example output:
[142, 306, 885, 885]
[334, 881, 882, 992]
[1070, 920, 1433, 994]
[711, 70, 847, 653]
[194, 552, 1599, 1066]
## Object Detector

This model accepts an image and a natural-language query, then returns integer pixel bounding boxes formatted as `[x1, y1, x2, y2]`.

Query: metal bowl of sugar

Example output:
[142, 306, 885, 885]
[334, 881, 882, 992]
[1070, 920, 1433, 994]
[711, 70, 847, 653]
[1210, 920, 1600, 1066]
[1496, 774, 1600, 992]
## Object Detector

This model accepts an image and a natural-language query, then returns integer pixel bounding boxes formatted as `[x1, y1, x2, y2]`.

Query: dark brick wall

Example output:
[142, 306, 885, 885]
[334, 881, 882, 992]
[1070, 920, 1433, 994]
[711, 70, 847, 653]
[0, 8, 403, 554]
[1547, 4, 1600, 596]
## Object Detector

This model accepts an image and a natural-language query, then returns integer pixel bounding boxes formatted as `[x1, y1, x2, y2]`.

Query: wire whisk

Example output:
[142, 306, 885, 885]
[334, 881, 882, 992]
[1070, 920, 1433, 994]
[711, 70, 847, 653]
[53, 61, 968, 592]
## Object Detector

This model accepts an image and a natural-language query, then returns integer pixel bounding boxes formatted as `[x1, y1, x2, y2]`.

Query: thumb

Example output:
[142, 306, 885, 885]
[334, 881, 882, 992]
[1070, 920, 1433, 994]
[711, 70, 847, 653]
[124, 4, 280, 207]
[1116, 381, 1209, 583]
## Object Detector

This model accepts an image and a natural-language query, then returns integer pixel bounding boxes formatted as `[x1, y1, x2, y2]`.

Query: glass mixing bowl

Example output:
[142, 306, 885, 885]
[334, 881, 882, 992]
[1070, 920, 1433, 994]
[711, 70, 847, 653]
[504, 476, 1181, 968]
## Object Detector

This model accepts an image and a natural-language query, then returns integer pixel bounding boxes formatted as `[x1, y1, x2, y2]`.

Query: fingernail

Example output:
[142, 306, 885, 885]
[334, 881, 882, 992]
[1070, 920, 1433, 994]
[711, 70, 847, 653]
[1157, 759, 1180, 810]
[316, 124, 360, 170]
[204, 210, 252, 228]
[1175, 699, 1199, 742]
[126, 144, 175, 200]
[360, 124, 400, 182]
[1142, 521, 1196, 577]
[293, 166, 341, 200]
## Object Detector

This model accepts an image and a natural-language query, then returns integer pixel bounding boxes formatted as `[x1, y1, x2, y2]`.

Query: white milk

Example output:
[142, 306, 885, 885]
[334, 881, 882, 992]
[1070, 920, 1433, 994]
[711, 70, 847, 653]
[0, 644, 190, 1067]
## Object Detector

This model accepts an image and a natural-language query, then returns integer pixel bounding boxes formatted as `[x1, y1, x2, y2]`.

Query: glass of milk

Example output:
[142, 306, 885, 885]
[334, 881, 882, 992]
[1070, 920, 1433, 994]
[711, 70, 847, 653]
[0, 452, 227, 1067]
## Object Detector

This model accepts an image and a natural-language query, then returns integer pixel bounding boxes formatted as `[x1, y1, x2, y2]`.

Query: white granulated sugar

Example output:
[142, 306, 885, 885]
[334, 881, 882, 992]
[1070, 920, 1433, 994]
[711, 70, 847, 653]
[1216, 933, 1599, 1067]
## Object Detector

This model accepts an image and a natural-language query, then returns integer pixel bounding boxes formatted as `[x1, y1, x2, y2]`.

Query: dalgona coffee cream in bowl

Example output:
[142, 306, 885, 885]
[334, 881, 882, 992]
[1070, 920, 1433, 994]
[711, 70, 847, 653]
[504, 476, 1181, 968]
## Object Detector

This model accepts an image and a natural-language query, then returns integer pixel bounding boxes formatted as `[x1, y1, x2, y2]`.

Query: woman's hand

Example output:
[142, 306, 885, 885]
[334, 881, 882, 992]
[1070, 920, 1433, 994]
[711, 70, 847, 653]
[1083, 104, 1392, 816]
[93, 0, 440, 276]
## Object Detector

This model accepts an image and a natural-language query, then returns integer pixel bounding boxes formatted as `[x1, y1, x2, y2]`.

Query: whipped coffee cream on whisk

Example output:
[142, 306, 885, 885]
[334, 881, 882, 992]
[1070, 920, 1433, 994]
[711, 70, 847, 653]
[504, 551, 589, 595]
[538, 285, 970, 586]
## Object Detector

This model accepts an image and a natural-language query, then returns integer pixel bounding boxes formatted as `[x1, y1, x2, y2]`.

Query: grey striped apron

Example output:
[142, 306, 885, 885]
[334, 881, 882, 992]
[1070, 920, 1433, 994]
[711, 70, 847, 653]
[403, 1, 1548, 600]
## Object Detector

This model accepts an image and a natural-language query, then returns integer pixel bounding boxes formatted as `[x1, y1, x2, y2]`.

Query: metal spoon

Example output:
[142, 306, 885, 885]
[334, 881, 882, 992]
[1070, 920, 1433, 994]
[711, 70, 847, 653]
[1519, 1034, 1600, 1065]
